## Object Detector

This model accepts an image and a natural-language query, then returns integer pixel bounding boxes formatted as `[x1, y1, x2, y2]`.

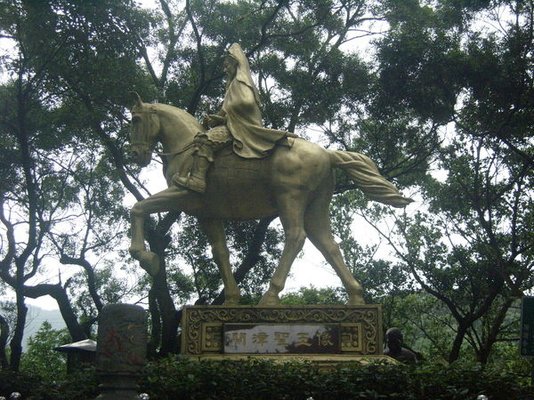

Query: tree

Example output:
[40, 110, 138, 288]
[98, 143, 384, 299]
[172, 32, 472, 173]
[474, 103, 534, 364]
[363, 0, 533, 363]
[20, 321, 69, 381]
[0, 0, 151, 368]
[0, 68, 89, 369]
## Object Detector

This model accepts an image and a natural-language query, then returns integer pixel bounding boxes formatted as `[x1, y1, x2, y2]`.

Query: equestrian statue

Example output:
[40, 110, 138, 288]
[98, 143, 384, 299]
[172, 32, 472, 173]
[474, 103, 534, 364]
[128, 43, 412, 306]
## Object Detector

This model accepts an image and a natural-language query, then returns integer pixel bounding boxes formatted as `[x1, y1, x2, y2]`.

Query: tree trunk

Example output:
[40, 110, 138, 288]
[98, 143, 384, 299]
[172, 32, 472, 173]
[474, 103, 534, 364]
[0, 314, 9, 369]
[477, 344, 491, 365]
[475, 298, 515, 365]
[24, 283, 86, 342]
[145, 224, 179, 355]
[152, 267, 179, 355]
[9, 290, 27, 371]
[147, 288, 161, 357]
[448, 322, 469, 363]
[54, 288, 87, 342]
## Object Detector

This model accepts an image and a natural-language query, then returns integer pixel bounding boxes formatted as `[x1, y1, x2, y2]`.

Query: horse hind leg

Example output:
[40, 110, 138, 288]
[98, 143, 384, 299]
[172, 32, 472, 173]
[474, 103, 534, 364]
[304, 198, 365, 305]
[259, 195, 307, 306]
[199, 218, 240, 305]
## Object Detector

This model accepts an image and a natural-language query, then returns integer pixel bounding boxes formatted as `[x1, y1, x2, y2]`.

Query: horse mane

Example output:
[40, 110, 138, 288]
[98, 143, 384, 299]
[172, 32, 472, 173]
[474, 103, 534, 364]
[151, 103, 198, 122]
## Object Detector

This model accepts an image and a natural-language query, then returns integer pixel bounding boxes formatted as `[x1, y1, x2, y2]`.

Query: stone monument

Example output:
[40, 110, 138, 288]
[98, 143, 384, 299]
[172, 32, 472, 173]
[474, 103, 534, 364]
[94, 304, 147, 400]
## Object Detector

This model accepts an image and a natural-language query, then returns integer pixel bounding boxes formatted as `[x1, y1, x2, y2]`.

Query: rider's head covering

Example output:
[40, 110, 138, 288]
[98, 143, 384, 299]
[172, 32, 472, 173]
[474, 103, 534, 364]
[226, 43, 261, 106]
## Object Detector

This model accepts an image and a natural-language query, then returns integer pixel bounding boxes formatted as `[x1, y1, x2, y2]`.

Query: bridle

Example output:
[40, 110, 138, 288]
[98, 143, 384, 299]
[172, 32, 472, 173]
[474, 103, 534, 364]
[131, 105, 197, 158]
[130, 106, 158, 150]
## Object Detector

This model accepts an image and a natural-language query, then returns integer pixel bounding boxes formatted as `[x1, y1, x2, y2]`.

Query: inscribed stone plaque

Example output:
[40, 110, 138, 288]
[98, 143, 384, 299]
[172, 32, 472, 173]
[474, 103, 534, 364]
[224, 323, 340, 354]
[180, 305, 382, 356]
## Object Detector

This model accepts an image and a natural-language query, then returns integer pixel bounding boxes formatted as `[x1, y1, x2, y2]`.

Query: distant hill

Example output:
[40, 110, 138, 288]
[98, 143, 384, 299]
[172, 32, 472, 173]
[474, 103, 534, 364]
[23, 305, 66, 350]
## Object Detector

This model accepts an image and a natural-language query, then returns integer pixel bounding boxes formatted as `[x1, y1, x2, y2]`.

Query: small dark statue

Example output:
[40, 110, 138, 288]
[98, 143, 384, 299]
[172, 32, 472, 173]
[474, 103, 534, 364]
[384, 328, 418, 364]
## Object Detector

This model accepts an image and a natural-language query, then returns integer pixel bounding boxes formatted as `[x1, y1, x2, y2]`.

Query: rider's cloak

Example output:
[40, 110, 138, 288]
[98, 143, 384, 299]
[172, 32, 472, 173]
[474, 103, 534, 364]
[222, 43, 290, 159]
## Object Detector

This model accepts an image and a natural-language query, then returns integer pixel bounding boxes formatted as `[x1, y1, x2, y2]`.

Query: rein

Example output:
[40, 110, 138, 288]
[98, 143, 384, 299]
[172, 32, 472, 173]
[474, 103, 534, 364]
[156, 142, 195, 157]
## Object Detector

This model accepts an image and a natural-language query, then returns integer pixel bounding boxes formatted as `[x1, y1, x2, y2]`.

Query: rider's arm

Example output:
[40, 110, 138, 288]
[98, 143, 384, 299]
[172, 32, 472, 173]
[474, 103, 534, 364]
[203, 111, 227, 129]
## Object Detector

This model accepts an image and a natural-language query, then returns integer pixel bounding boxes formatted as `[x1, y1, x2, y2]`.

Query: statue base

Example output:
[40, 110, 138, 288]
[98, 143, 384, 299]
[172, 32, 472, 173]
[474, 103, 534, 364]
[180, 304, 384, 364]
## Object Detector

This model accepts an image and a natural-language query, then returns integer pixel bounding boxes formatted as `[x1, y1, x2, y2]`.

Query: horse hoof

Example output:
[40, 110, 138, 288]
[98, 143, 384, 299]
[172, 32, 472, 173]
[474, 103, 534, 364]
[139, 251, 160, 276]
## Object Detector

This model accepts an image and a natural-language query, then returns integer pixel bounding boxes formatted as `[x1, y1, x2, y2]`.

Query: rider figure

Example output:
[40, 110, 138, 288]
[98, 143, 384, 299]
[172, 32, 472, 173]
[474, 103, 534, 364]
[173, 43, 295, 193]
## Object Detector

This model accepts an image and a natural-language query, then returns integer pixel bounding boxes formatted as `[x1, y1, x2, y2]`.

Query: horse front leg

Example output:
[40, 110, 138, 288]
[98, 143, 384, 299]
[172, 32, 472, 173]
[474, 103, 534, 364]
[129, 187, 193, 276]
[199, 219, 240, 305]
[129, 202, 161, 276]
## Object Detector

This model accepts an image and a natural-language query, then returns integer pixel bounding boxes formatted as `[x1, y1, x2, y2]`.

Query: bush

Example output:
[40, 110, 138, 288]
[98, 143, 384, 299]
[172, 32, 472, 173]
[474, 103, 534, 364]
[20, 321, 70, 382]
[0, 367, 97, 400]
[1, 358, 532, 399]
[139, 357, 534, 400]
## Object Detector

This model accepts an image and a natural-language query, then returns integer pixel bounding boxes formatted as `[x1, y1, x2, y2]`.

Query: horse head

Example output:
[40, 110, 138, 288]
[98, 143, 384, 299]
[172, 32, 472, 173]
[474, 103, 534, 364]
[129, 92, 161, 167]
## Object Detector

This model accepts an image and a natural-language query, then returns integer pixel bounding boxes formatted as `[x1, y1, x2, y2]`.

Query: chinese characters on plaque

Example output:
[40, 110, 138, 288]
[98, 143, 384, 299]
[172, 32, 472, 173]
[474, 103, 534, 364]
[224, 324, 340, 354]
[181, 305, 380, 356]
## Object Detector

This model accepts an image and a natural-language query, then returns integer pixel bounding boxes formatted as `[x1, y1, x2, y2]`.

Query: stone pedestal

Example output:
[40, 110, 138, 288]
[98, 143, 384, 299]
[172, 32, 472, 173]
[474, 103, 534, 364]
[94, 304, 147, 400]
[181, 305, 383, 363]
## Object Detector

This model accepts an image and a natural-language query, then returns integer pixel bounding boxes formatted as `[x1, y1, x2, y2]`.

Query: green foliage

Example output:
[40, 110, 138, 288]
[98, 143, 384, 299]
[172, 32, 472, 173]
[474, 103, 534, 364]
[143, 358, 534, 400]
[381, 292, 459, 363]
[488, 340, 531, 382]
[20, 322, 70, 381]
[376, 1, 465, 123]
[2, 356, 533, 399]
[0, 367, 98, 400]
[139, 357, 533, 400]
[140, 360, 527, 400]
[280, 286, 347, 305]
[67, 265, 131, 327]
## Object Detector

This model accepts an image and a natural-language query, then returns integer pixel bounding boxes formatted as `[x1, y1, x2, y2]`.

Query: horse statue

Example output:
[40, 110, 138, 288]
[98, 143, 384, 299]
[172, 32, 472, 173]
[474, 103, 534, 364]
[128, 94, 412, 306]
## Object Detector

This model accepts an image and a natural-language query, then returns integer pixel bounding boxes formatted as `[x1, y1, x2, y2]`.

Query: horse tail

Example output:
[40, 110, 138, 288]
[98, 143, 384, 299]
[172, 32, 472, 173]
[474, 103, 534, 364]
[328, 149, 413, 208]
